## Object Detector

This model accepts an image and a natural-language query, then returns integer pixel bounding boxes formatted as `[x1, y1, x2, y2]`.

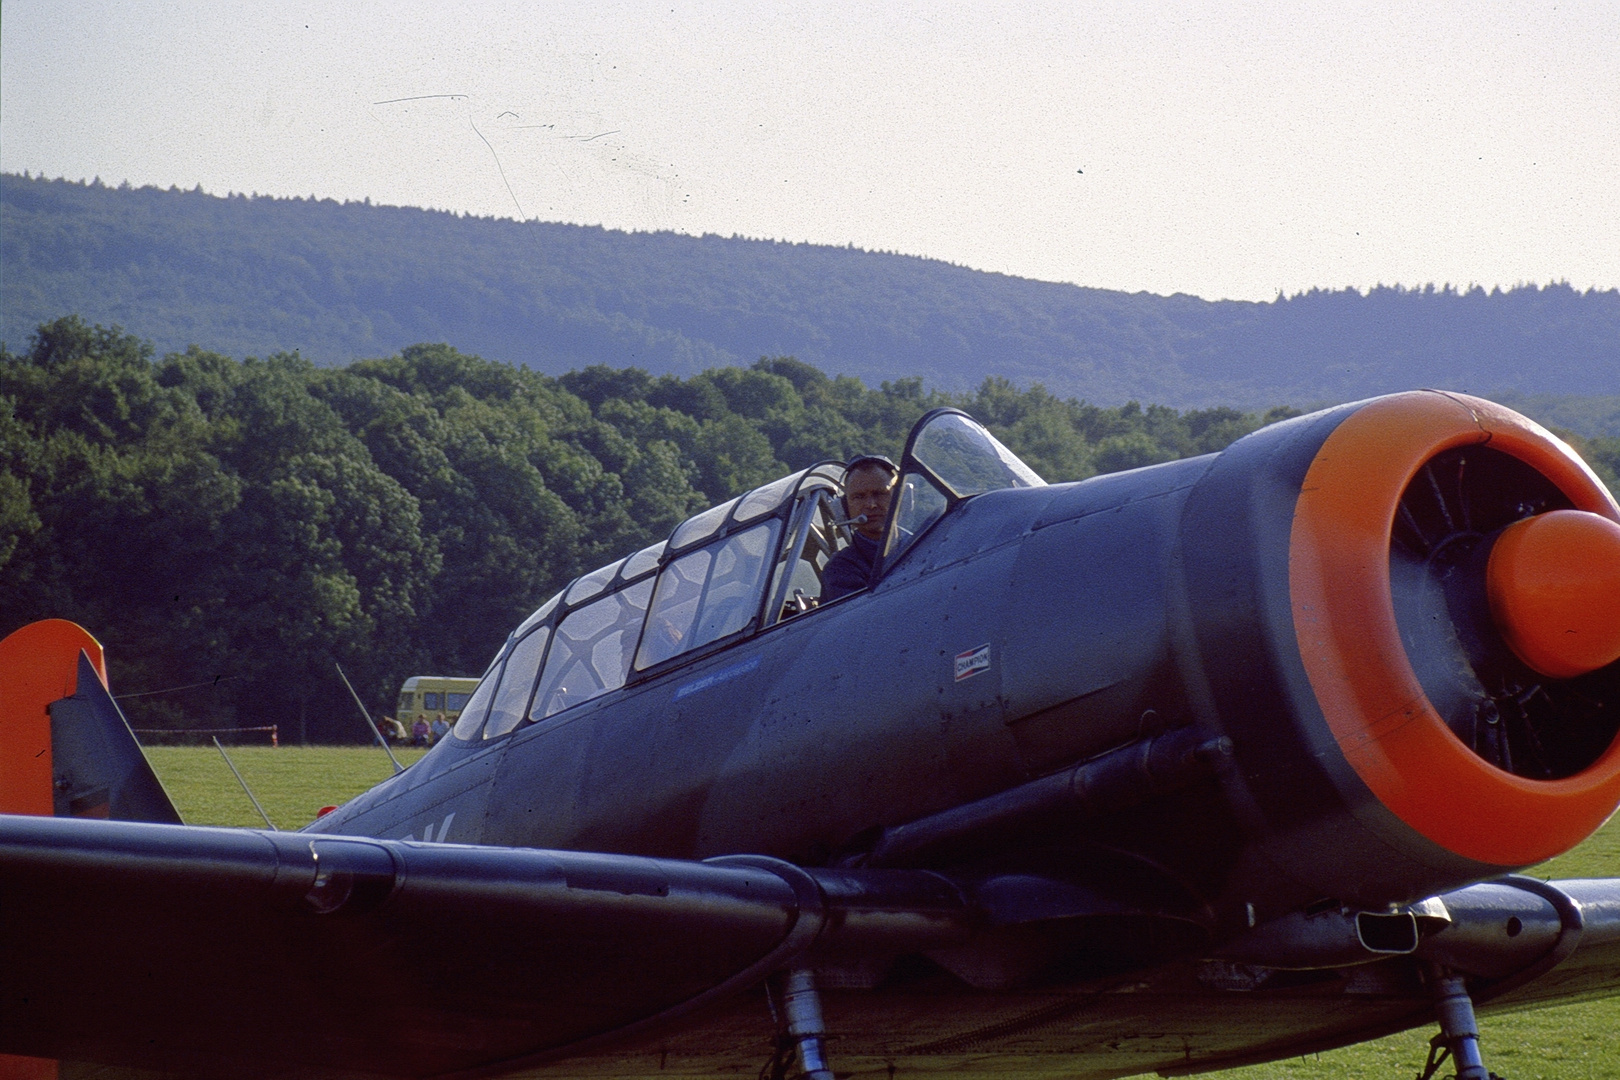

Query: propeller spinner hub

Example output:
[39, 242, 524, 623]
[1487, 509, 1620, 679]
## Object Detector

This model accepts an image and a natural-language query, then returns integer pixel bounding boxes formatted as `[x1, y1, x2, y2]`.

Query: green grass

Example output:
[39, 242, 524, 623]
[145, 745, 427, 831]
[1218, 998, 1619, 1080]
[142, 747, 1620, 1077]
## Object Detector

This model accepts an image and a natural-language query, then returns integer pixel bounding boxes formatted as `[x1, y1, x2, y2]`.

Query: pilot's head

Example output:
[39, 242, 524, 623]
[843, 455, 898, 541]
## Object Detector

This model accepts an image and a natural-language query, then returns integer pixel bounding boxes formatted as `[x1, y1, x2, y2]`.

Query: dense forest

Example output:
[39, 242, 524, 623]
[9, 315, 1507, 743]
[6, 317, 1617, 742]
[5, 174, 1618, 413]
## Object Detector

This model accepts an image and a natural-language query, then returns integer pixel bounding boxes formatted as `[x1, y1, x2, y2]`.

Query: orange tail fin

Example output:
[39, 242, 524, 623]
[0, 1052, 58, 1079]
[0, 620, 105, 816]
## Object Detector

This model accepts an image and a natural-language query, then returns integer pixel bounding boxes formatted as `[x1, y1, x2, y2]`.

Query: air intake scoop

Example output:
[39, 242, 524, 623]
[1487, 509, 1620, 679]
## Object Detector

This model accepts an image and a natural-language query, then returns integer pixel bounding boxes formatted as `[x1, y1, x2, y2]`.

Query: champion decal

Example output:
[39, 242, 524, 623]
[954, 644, 992, 682]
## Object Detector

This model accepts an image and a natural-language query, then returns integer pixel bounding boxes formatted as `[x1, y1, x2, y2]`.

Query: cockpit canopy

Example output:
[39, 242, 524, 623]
[450, 410, 1044, 742]
[885, 408, 1046, 567]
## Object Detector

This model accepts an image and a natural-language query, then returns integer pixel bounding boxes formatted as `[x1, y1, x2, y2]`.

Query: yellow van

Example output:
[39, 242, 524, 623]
[395, 676, 480, 730]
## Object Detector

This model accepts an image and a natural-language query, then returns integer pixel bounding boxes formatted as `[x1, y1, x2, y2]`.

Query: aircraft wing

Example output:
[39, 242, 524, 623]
[4, 812, 1619, 1080]
[0, 813, 966, 1078]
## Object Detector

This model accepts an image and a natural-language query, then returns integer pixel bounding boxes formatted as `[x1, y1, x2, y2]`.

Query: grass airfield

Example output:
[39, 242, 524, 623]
[145, 745, 1620, 1080]
[146, 744, 428, 830]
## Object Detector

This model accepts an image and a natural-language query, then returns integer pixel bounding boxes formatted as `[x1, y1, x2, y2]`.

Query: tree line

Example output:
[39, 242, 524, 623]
[4, 317, 1616, 742]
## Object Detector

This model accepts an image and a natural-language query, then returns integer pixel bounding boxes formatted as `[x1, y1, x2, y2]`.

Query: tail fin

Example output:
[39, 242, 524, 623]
[0, 619, 103, 815]
[0, 619, 181, 823]
[50, 651, 182, 822]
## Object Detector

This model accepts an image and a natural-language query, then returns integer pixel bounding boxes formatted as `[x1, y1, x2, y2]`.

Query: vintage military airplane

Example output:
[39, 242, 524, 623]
[3, 390, 1620, 1080]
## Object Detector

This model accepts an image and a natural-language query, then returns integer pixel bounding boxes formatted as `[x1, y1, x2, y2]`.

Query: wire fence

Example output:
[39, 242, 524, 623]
[132, 725, 279, 747]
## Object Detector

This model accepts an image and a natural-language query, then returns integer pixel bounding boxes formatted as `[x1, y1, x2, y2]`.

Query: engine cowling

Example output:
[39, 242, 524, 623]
[1181, 390, 1620, 909]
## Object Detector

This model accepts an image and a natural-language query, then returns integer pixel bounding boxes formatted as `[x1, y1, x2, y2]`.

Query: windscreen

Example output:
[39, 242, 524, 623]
[884, 411, 1045, 564]
[911, 413, 1045, 498]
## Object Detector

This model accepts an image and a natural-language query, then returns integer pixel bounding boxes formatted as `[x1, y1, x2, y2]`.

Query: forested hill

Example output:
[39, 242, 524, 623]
[5, 173, 1617, 409]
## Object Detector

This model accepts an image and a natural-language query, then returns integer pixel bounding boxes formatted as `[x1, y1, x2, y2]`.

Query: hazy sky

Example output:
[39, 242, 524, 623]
[3, 1, 1616, 301]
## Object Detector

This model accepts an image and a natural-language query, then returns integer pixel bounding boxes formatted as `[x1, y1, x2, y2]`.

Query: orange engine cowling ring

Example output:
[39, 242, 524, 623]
[1289, 391, 1620, 868]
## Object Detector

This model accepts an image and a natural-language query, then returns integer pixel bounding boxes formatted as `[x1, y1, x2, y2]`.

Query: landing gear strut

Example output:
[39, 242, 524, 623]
[1416, 967, 1501, 1080]
[762, 968, 836, 1080]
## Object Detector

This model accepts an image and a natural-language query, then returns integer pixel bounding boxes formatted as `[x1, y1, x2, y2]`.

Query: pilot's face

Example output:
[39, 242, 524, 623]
[846, 465, 895, 540]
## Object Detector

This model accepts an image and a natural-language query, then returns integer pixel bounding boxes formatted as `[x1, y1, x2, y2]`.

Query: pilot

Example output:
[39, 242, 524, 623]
[821, 455, 898, 602]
